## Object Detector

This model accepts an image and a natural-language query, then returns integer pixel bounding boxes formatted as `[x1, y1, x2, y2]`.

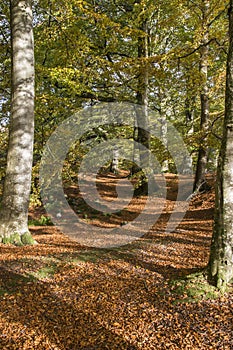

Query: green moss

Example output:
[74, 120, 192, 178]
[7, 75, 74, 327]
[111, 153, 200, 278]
[35, 265, 57, 279]
[0, 288, 10, 296]
[28, 215, 53, 226]
[170, 271, 222, 303]
[21, 232, 37, 245]
[29, 259, 59, 279]
[2, 232, 23, 246]
[1, 232, 37, 246]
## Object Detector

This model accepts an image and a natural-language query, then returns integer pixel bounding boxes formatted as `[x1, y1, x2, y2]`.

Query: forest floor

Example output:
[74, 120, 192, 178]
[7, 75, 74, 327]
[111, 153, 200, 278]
[0, 173, 233, 350]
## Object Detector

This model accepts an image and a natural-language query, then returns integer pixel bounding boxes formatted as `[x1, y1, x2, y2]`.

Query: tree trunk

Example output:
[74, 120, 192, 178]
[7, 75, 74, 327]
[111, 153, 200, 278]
[110, 146, 119, 174]
[0, 0, 36, 245]
[136, 15, 150, 168]
[185, 95, 195, 135]
[208, 1, 233, 290]
[133, 11, 158, 195]
[193, 0, 210, 192]
[159, 87, 169, 173]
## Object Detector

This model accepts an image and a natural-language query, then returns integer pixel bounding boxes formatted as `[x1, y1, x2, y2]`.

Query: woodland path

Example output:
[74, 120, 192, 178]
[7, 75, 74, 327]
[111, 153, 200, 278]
[0, 174, 232, 349]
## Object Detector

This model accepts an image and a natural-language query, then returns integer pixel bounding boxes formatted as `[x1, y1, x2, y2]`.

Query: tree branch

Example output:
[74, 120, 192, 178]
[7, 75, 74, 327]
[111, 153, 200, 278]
[178, 38, 227, 60]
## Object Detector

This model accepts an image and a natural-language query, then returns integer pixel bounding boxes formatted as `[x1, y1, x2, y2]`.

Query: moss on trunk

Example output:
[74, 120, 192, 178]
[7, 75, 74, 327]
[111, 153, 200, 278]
[1, 232, 37, 246]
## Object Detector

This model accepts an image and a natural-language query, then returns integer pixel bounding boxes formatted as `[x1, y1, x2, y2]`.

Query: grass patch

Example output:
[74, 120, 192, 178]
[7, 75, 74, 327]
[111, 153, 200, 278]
[64, 250, 107, 264]
[170, 272, 222, 303]
[0, 271, 36, 295]
[34, 265, 57, 279]
[28, 258, 59, 279]
[0, 288, 11, 296]
[60, 246, 137, 265]
[28, 215, 53, 226]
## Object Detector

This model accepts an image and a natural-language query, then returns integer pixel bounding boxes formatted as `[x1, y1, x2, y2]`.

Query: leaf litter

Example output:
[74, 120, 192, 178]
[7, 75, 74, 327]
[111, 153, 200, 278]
[0, 174, 232, 349]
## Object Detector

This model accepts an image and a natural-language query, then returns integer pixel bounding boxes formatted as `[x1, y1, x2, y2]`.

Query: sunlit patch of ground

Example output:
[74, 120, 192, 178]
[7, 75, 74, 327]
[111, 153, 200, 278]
[0, 174, 232, 349]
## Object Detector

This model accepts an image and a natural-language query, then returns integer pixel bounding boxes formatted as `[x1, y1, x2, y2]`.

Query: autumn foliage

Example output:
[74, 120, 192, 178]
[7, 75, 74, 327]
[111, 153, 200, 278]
[0, 175, 232, 350]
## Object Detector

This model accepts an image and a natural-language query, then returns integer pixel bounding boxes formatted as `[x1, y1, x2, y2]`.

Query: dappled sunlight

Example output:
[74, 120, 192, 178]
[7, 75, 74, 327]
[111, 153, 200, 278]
[0, 174, 232, 349]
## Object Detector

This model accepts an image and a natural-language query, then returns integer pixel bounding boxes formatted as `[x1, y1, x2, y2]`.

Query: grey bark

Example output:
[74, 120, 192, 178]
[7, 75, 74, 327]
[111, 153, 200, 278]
[0, 0, 35, 244]
[132, 9, 158, 194]
[132, 14, 157, 194]
[110, 146, 119, 174]
[193, 0, 210, 192]
[185, 96, 195, 135]
[159, 88, 169, 173]
[135, 17, 150, 169]
[208, 1, 233, 290]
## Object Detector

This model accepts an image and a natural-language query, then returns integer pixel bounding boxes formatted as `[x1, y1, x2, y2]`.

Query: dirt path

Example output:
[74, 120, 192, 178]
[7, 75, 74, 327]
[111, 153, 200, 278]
[0, 174, 232, 349]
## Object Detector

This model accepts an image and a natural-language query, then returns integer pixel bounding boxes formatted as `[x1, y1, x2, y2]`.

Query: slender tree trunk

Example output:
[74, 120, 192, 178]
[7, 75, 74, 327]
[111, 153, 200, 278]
[0, 0, 36, 245]
[185, 95, 195, 135]
[208, 1, 233, 290]
[133, 13, 158, 194]
[181, 95, 195, 175]
[193, 0, 210, 192]
[110, 146, 119, 174]
[136, 17, 150, 167]
[158, 87, 169, 173]
[132, 9, 159, 195]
